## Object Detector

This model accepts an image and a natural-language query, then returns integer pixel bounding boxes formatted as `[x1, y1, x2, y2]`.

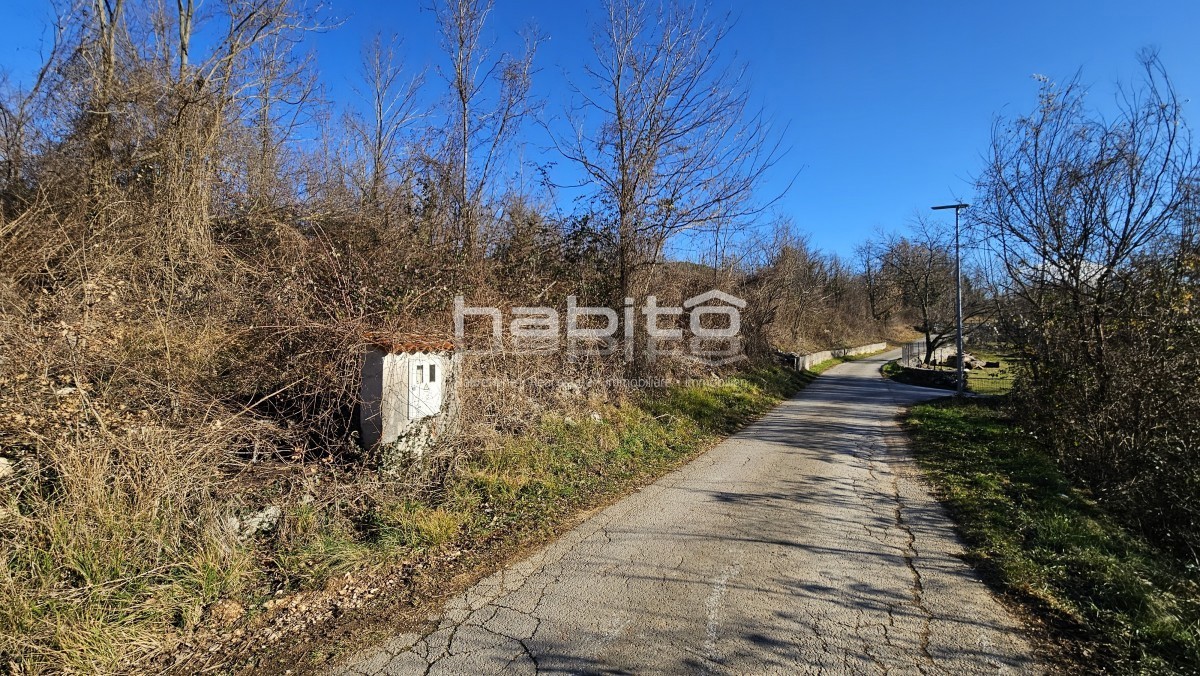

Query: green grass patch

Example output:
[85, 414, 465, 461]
[905, 398, 1200, 673]
[882, 356, 1015, 395]
[965, 367, 1014, 395]
[805, 346, 892, 376]
[881, 359, 904, 379]
[445, 366, 812, 537]
[966, 349, 1020, 395]
[271, 366, 815, 592]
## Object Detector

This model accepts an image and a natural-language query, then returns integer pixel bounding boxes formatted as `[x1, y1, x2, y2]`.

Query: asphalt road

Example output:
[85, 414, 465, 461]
[338, 350, 1037, 675]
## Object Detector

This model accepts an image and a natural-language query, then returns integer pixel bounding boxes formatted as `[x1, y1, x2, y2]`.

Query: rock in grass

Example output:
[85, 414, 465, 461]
[224, 505, 283, 540]
[206, 599, 245, 626]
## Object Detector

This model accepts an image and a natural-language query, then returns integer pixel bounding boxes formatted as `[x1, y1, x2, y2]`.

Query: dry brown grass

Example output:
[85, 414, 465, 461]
[0, 3, 891, 670]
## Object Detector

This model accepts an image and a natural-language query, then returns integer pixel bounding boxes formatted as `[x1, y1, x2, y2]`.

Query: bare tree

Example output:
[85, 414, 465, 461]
[976, 52, 1197, 380]
[433, 0, 539, 261]
[176, 0, 194, 75]
[552, 0, 782, 301]
[855, 236, 894, 322]
[151, 0, 325, 257]
[243, 29, 320, 214]
[345, 34, 424, 208]
[0, 12, 69, 215]
[765, 228, 833, 349]
[974, 53, 1200, 557]
[879, 219, 987, 364]
[84, 0, 126, 195]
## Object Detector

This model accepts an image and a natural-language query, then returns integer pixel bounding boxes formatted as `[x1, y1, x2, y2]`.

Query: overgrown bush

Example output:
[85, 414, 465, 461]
[0, 0, 911, 670]
[976, 52, 1200, 560]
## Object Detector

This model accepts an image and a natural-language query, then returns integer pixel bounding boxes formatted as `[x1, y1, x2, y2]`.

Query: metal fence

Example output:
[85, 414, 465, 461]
[900, 340, 923, 368]
[897, 339, 1017, 395]
[899, 340, 953, 368]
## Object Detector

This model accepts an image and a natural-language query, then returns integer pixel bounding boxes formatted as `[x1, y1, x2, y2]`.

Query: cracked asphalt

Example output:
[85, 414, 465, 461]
[337, 350, 1038, 675]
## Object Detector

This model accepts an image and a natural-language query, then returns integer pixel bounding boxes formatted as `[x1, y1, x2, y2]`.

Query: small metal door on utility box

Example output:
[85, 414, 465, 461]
[407, 357, 443, 420]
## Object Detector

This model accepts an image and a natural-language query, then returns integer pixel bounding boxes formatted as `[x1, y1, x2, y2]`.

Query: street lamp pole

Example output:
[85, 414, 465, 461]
[931, 203, 969, 396]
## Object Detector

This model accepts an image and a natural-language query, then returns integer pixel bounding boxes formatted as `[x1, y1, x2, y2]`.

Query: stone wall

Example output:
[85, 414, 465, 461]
[778, 342, 888, 371]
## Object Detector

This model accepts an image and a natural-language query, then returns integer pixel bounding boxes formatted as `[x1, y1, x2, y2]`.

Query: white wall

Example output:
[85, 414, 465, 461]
[787, 342, 888, 370]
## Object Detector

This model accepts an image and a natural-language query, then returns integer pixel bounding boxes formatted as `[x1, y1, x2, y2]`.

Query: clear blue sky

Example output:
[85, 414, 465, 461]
[3, 1, 1199, 258]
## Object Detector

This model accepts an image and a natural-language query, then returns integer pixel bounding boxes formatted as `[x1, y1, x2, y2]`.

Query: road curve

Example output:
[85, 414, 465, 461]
[338, 350, 1037, 675]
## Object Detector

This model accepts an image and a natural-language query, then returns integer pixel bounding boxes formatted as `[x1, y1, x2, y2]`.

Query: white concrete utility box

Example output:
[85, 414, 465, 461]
[406, 355, 444, 421]
[359, 335, 460, 470]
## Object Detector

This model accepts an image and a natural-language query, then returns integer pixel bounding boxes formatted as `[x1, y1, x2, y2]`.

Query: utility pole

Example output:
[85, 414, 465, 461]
[931, 203, 969, 396]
